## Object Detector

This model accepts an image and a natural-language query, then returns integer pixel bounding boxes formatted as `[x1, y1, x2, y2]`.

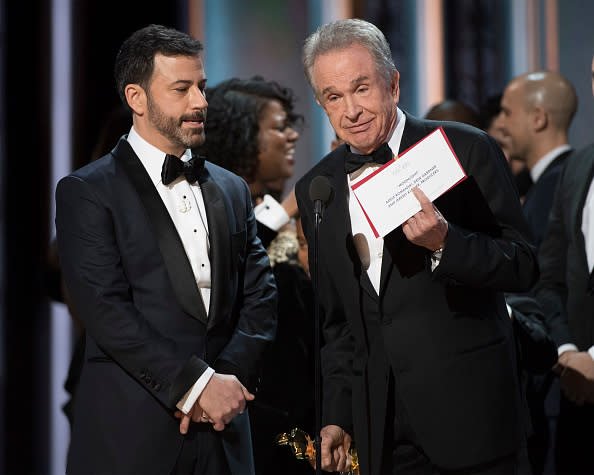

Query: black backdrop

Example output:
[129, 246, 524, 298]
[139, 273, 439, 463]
[1, 1, 184, 472]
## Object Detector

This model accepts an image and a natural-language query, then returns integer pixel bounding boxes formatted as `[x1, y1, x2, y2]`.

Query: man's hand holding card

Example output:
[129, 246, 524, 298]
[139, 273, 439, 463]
[351, 127, 466, 240]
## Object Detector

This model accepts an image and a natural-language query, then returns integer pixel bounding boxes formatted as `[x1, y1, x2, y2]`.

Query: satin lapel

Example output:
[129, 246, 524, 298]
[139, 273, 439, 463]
[360, 266, 378, 300]
[397, 113, 432, 157]
[379, 114, 431, 293]
[329, 156, 377, 300]
[574, 153, 594, 264]
[198, 166, 231, 330]
[379, 230, 396, 297]
[320, 151, 377, 305]
[115, 138, 208, 323]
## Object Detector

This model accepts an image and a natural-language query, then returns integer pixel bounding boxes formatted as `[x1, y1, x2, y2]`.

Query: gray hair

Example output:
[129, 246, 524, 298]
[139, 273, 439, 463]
[302, 18, 396, 98]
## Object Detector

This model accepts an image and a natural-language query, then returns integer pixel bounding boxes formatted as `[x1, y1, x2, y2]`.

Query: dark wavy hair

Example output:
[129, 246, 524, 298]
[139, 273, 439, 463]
[114, 24, 203, 111]
[198, 76, 303, 183]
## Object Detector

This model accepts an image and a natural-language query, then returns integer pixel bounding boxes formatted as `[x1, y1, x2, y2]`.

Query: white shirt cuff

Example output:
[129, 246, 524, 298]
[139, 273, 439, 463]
[558, 343, 579, 357]
[589, 346, 594, 361]
[254, 194, 290, 232]
[176, 367, 215, 414]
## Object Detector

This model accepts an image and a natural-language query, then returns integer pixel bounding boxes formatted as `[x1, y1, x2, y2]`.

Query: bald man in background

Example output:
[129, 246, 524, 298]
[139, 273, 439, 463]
[499, 71, 577, 475]
[499, 71, 577, 249]
[535, 56, 594, 475]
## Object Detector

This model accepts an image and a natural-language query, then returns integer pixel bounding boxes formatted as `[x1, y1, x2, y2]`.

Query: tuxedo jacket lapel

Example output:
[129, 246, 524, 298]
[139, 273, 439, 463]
[398, 113, 433, 157]
[114, 138, 208, 324]
[198, 167, 232, 329]
[573, 156, 594, 269]
[325, 154, 377, 300]
[378, 114, 433, 293]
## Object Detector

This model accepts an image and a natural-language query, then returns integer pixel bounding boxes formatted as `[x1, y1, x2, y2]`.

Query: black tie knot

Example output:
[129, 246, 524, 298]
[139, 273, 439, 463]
[161, 153, 205, 185]
[344, 142, 394, 174]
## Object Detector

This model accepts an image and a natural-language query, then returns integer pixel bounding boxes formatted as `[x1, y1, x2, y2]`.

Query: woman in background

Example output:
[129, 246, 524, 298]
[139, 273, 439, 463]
[198, 76, 314, 475]
[198, 76, 301, 247]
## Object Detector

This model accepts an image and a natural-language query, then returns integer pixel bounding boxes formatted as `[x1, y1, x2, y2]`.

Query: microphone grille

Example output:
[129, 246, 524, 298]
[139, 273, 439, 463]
[309, 175, 333, 204]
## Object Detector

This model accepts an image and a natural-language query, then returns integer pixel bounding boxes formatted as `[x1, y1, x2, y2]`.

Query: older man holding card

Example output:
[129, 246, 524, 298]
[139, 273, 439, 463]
[295, 19, 538, 475]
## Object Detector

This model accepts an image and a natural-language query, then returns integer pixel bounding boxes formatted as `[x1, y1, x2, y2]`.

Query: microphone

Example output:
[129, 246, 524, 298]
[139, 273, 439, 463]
[309, 176, 333, 222]
[307, 175, 333, 475]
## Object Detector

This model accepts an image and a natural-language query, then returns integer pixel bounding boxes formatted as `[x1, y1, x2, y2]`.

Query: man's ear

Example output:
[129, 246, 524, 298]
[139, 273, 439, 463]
[125, 84, 147, 116]
[532, 106, 548, 132]
[392, 70, 400, 103]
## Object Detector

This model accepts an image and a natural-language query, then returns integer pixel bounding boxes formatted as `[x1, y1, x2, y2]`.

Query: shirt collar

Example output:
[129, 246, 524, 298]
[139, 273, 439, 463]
[126, 126, 193, 186]
[388, 107, 406, 156]
[530, 144, 571, 183]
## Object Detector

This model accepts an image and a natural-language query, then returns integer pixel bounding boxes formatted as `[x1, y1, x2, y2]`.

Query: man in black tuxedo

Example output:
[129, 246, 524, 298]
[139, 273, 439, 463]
[295, 19, 538, 474]
[498, 70, 577, 475]
[55, 25, 277, 474]
[535, 56, 594, 475]
[499, 71, 577, 249]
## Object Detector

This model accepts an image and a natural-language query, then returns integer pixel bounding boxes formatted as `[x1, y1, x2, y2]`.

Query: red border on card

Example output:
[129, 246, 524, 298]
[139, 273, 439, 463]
[350, 127, 468, 236]
[354, 194, 380, 238]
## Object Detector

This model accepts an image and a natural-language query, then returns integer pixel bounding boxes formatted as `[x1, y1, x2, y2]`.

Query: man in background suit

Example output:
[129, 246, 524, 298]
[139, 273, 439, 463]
[55, 25, 277, 474]
[536, 55, 594, 475]
[498, 71, 577, 248]
[498, 70, 577, 475]
[295, 19, 538, 475]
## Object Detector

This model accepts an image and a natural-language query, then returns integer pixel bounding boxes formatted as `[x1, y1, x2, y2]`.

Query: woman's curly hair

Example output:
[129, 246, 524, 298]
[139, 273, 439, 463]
[198, 76, 303, 183]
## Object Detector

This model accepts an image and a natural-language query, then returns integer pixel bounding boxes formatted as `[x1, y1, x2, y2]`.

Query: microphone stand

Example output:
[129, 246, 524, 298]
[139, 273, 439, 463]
[313, 199, 322, 475]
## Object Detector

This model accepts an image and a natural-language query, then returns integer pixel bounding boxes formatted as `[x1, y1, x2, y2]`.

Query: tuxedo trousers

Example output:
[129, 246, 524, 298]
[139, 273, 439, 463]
[171, 423, 230, 475]
[381, 368, 521, 475]
[556, 394, 594, 475]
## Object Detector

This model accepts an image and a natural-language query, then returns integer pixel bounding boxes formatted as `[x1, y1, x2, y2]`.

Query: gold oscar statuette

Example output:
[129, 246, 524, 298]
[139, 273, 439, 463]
[275, 428, 359, 475]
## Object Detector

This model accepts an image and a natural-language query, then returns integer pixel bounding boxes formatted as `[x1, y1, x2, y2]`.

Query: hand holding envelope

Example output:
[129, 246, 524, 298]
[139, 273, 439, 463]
[351, 127, 466, 239]
[403, 187, 448, 252]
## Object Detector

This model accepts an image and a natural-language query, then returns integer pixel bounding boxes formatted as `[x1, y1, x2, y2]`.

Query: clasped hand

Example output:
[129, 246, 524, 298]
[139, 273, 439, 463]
[174, 373, 254, 433]
[556, 350, 594, 405]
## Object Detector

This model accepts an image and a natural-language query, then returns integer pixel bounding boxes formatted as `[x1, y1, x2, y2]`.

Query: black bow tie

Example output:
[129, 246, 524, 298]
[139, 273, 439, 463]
[344, 143, 394, 174]
[161, 154, 205, 185]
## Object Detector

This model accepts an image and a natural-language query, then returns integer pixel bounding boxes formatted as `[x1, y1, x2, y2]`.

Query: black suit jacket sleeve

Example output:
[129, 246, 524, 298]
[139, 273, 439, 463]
[256, 220, 278, 249]
[432, 131, 538, 292]
[535, 162, 573, 347]
[213, 182, 278, 390]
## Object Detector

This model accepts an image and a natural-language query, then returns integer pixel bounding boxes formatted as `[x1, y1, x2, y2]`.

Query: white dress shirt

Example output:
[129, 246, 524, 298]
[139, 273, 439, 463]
[127, 127, 214, 413]
[530, 144, 571, 183]
[347, 108, 406, 294]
